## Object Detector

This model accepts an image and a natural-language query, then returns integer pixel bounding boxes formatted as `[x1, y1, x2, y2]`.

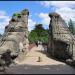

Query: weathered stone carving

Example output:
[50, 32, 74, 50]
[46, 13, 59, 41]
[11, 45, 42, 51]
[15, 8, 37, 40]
[0, 9, 29, 68]
[47, 12, 75, 61]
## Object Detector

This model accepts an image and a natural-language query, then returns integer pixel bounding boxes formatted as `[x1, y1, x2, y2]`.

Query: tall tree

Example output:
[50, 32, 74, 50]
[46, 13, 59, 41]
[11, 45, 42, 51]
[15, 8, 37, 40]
[28, 30, 38, 43]
[34, 24, 45, 37]
[68, 19, 75, 35]
[28, 24, 49, 44]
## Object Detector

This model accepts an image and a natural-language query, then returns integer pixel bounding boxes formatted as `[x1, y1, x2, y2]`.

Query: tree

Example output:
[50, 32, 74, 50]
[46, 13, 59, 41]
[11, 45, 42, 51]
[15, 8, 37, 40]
[28, 30, 38, 43]
[68, 19, 75, 35]
[34, 24, 45, 37]
[28, 24, 49, 44]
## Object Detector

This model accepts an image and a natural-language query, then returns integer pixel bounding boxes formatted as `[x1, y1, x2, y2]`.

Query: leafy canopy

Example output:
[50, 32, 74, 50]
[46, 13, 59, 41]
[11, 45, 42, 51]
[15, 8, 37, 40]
[28, 24, 49, 44]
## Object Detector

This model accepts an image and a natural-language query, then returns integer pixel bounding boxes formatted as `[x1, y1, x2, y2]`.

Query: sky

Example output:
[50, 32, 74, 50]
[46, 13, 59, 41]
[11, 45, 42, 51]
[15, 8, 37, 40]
[0, 1, 75, 34]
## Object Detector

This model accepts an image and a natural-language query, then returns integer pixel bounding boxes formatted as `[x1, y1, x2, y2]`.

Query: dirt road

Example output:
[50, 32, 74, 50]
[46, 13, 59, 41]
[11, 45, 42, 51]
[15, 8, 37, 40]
[0, 45, 75, 74]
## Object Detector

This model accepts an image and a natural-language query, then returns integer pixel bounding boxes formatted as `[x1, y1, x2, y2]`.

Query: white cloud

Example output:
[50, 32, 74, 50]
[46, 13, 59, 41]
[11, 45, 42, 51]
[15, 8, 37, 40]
[0, 10, 10, 34]
[40, 1, 75, 23]
[40, 1, 75, 8]
[56, 7, 75, 22]
[0, 10, 36, 33]
[38, 13, 50, 25]
[0, 10, 6, 15]
[41, 1, 52, 8]
[28, 19, 36, 31]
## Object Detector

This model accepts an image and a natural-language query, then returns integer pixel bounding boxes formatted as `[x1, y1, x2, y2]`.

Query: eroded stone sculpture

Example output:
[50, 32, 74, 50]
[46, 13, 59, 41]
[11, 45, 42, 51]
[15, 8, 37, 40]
[47, 12, 75, 62]
[0, 9, 29, 68]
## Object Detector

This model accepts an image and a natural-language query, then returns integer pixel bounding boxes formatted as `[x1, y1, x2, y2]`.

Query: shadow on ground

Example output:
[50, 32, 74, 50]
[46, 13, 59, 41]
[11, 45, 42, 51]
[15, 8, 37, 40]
[36, 49, 75, 67]
[0, 64, 75, 74]
[36, 50, 65, 63]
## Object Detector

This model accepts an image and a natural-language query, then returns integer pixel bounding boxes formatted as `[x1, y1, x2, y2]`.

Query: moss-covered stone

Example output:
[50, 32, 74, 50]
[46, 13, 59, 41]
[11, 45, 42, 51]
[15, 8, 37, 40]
[13, 13, 21, 17]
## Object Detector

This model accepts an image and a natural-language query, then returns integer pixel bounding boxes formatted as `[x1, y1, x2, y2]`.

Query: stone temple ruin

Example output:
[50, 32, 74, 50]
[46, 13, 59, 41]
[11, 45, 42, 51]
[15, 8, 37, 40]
[0, 9, 29, 67]
[47, 13, 75, 62]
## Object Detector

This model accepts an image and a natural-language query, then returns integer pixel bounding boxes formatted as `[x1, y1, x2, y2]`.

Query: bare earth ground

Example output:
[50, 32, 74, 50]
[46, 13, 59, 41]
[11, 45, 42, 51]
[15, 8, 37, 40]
[0, 45, 75, 74]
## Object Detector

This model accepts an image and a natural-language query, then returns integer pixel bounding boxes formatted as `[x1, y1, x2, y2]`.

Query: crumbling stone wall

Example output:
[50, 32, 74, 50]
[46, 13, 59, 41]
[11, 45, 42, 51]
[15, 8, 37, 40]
[47, 13, 75, 61]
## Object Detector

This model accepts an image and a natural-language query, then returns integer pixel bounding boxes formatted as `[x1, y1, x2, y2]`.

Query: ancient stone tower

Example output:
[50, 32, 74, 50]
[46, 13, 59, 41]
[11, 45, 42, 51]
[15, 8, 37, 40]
[47, 12, 75, 61]
[0, 9, 29, 65]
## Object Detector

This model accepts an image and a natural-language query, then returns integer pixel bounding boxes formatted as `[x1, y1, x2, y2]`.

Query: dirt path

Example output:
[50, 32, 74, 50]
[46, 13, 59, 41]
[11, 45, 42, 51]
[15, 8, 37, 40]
[0, 45, 75, 74]
[15, 45, 66, 65]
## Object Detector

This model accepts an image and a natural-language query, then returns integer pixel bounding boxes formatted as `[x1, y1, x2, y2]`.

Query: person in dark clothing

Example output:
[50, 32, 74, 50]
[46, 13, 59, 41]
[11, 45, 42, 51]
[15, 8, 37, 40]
[35, 42, 38, 47]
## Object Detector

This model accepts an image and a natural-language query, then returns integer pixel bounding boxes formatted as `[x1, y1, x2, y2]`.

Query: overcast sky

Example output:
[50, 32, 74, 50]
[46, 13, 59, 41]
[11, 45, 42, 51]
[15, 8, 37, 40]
[0, 1, 75, 34]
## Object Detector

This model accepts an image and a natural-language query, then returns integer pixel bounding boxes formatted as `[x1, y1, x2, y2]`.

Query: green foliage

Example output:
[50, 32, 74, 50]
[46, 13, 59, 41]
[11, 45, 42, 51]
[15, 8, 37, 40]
[68, 19, 75, 35]
[28, 30, 38, 43]
[28, 24, 49, 44]
[34, 24, 45, 37]
[13, 13, 21, 17]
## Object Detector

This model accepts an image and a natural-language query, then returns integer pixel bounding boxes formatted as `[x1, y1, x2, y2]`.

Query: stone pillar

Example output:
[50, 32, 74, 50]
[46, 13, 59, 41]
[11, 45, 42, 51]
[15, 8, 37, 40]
[48, 12, 75, 61]
[21, 9, 29, 52]
[48, 13, 59, 56]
